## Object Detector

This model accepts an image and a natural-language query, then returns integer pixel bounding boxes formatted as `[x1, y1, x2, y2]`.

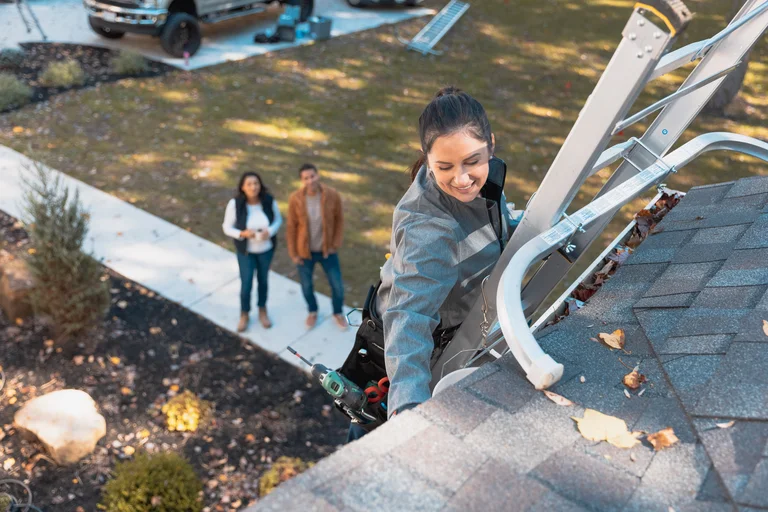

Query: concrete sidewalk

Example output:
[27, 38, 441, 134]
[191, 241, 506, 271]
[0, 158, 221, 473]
[1, 0, 432, 70]
[0, 145, 357, 370]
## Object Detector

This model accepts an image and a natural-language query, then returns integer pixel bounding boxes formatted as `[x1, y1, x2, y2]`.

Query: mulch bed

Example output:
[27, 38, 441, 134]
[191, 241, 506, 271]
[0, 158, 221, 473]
[1, 43, 174, 113]
[0, 209, 348, 511]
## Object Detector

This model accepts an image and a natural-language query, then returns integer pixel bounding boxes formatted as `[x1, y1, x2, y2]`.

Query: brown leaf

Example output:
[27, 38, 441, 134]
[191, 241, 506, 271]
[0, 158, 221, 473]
[647, 427, 679, 451]
[623, 369, 647, 390]
[716, 420, 735, 429]
[598, 329, 625, 350]
[149, 327, 162, 335]
[121, 387, 132, 396]
[73, 355, 85, 366]
[762, 319, 768, 337]
[572, 409, 641, 449]
[543, 390, 573, 406]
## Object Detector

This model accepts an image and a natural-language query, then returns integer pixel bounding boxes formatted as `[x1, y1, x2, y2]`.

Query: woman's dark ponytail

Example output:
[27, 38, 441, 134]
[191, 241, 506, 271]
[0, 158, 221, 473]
[408, 86, 492, 183]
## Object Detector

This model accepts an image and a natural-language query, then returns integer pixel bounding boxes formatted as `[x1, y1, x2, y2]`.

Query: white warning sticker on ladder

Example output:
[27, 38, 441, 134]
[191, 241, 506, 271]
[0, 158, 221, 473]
[541, 222, 572, 246]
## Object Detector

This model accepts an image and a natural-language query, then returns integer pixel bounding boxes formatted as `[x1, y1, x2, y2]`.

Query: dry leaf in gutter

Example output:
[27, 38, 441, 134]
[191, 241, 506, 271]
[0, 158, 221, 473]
[623, 368, 647, 390]
[598, 329, 625, 350]
[572, 409, 641, 449]
[647, 427, 679, 451]
[543, 390, 573, 406]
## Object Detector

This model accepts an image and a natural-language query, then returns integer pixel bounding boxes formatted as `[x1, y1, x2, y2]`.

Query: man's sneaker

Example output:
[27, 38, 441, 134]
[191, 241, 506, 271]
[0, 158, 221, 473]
[333, 314, 348, 331]
[306, 312, 318, 329]
[237, 312, 249, 333]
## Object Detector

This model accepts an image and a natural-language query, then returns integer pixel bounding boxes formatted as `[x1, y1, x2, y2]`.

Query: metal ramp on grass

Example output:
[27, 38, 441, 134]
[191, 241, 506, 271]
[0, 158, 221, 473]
[400, 0, 469, 55]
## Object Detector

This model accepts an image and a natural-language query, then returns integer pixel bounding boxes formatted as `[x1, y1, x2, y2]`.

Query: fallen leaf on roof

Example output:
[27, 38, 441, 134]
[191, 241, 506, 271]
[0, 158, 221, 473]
[762, 320, 768, 337]
[543, 390, 573, 406]
[590, 337, 599, 343]
[647, 428, 679, 451]
[623, 369, 647, 390]
[598, 329, 625, 350]
[716, 420, 735, 429]
[624, 389, 631, 399]
[572, 409, 641, 449]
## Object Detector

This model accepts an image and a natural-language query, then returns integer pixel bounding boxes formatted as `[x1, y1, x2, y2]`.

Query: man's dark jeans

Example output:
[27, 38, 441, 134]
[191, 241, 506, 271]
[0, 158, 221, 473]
[237, 248, 274, 313]
[297, 252, 344, 315]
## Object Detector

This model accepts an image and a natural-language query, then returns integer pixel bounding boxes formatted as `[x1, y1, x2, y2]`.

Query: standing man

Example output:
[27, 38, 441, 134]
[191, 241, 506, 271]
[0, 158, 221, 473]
[287, 163, 347, 330]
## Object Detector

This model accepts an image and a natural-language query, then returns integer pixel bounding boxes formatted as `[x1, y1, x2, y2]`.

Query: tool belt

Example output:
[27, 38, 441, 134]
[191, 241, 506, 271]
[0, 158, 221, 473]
[339, 282, 459, 432]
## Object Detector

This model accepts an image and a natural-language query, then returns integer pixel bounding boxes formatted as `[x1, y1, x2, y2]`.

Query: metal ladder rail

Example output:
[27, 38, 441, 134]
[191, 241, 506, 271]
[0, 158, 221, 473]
[518, 0, 768, 319]
[498, 132, 768, 389]
[430, 2, 683, 389]
[403, 0, 470, 55]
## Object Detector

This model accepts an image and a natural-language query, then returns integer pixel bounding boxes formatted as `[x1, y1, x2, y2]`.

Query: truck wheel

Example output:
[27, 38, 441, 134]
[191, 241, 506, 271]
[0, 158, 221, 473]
[88, 16, 125, 39]
[160, 12, 201, 58]
[285, 0, 314, 21]
[346, 0, 364, 6]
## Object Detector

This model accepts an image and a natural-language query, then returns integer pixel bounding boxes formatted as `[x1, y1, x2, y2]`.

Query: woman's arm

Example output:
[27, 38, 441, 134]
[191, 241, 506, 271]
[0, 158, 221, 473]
[222, 199, 245, 240]
[383, 217, 458, 418]
[267, 202, 282, 237]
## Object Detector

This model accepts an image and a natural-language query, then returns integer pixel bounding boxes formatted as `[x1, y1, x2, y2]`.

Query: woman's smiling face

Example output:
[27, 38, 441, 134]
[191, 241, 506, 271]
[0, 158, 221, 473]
[427, 130, 494, 203]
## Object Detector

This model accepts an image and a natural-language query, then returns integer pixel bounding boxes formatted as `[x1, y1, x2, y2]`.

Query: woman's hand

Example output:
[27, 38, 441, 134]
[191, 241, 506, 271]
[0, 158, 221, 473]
[292, 256, 303, 265]
[240, 229, 256, 239]
[255, 230, 270, 241]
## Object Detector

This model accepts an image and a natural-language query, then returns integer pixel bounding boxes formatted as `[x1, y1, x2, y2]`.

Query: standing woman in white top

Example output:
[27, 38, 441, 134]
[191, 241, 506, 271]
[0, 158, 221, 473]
[223, 172, 282, 332]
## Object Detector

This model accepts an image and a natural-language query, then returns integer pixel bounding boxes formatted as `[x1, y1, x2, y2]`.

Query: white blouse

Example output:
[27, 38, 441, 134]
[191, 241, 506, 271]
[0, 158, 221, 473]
[222, 198, 282, 254]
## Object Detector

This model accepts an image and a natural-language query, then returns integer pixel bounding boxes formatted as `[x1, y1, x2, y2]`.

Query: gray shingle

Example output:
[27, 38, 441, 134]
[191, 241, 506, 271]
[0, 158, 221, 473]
[735, 214, 768, 249]
[694, 343, 768, 419]
[416, 386, 498, 439]
[599, 263, 669, 294]
[695, 418, 768, 503]
[661, 209, 760, 232]
[690, 224, 748, 245]
[251, 488, 338, 512]
[725, 177, 768, 198]
[670, 308, 751, 337]
[660, 335, 732, 355]
[732, 312, 768, 343]
[680, 183, 732, 206]
[696, 465, 731, 504]
[631, 397, 696, 443]
[663, 355, 724, 410]
[530, 445, 640, 511]
[391, 425, 488, 492]
[636, 308, 688, 351]
[633, 293, 698, 309]
[740, 458, 768, 508]
[467, 359, 538, 413]
[455, 360, 501, 390]
[708, 248, 768, 287]
[314, 454, 450, 512]
[623, 443, 713, 511]
[626, 230, 695, 266]
[692, 286, 766, 309]
[583, 437, 655, 479]
[643, 262, 723, 297]
[463, 397, 584, 474]
[672, 243, 739, 264]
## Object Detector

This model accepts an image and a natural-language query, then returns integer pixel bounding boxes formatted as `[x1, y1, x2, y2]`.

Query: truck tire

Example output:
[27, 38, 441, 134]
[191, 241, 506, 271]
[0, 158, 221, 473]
[346, 0, 364, 6]
[285, 0, 314, 21]
[88, 16, 125, 39]
[160, 12, 201, 58]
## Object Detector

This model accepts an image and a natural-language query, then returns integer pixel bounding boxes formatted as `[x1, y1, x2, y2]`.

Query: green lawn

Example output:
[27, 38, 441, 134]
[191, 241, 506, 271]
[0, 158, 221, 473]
[1, 0, 766, 307]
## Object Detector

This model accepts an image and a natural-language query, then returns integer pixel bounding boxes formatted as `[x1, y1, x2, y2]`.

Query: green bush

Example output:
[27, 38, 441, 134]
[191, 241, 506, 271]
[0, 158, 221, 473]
[39, 60, 85, 88]
[112, 51, 148, 76]
[99, 452, 203, 512]
[22, 161, 110, 340]
[162, 390, 212, 433]
[259, 456, 314, 497]
[0, 73, 32, 112]
[0, 48, 25, 71]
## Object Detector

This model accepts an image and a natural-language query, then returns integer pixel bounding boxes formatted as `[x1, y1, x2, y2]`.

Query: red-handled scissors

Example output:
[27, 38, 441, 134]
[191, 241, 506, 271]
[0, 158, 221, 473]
[365, 377, 390, 404]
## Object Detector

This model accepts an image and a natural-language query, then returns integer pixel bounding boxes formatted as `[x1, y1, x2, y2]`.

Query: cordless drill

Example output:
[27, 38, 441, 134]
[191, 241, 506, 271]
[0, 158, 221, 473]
[287, 347, 375, 424]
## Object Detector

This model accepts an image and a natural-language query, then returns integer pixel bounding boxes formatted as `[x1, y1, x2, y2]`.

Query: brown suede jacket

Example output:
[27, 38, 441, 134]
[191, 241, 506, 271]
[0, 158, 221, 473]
[286, 184, 344, 260]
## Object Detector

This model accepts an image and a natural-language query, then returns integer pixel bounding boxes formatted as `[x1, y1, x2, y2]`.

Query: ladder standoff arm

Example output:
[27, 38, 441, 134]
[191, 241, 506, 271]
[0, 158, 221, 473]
[497, 133, 768, 389]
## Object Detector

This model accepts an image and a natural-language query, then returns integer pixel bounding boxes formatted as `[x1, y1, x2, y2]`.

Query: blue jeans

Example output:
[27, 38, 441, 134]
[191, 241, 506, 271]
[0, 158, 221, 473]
[237, 249, 274, 312]
[297, 252, 344, 315]
[347, 422, 367, 443]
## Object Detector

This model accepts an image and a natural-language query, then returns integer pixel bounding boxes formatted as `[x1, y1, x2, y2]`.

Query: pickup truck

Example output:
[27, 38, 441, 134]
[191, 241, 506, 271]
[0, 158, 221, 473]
[84, 0, 313, 57]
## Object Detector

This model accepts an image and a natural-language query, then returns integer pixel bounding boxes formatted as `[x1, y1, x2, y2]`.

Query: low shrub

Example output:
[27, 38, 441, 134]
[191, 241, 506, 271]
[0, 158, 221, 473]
[39, 60, 85, 88]
[112, 51, 148, 76]
[0, 48, 25, 71]
[162, 390, 212, 432]
[99, 452, 203, 512]
[258, 456, 314, 496]
[0, 73, 32, 112]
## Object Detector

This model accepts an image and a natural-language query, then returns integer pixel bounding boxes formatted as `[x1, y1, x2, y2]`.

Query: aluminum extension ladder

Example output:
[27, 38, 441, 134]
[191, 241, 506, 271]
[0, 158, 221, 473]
[401, 0, 469, 55]
[432, 0, 768, 391]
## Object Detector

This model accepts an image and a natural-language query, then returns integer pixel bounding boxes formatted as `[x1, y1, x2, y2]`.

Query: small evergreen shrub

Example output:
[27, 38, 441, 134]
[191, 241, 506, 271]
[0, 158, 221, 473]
[0, 73, 32, 112]
[22, 161, 110, 340]
[99, 452, 203, 512]
[162, 390, 212, 432]
[0, 48, 25, 71]
[112, 51, 148, 75]
[39, 60, 85, 88]
[258, 457, 314, 497]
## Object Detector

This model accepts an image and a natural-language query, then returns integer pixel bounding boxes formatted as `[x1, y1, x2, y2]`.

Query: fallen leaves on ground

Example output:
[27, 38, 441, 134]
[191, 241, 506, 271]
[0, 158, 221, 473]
[623, 368, 647, 390]
[149, 327, 162, 335]
[598, 329, 625, 350]
[647, 428, 679, 451]
[543, 390, 573, 406]
[572, 409, 641, 449]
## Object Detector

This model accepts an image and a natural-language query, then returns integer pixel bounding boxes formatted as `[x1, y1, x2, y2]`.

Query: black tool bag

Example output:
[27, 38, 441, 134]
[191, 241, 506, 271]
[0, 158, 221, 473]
[339, 282, 459, 430]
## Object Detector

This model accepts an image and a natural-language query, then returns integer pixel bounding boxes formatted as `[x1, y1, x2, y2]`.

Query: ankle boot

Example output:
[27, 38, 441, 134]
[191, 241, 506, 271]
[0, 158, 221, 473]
[258, 307, 272, 329]
[237, 312, 249, 332]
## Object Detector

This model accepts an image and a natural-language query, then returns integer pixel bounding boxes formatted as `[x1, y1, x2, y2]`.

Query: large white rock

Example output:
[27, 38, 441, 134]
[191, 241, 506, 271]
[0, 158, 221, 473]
[13, 389, 106, 465]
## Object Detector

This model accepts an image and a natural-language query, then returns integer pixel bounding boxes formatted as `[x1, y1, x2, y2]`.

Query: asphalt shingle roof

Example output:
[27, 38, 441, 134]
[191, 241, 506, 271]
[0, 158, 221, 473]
[251, 176, 768, 511]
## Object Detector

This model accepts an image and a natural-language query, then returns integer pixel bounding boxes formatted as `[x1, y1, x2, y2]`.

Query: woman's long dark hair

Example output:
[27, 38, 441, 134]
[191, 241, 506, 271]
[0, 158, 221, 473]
[235, 171, 271, 201]
[409, 86, 493, 182]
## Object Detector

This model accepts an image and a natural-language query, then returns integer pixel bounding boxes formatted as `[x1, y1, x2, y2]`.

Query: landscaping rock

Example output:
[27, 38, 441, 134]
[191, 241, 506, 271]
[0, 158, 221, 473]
[13, 389, 106, 465]
[0, 257, 34, 321]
